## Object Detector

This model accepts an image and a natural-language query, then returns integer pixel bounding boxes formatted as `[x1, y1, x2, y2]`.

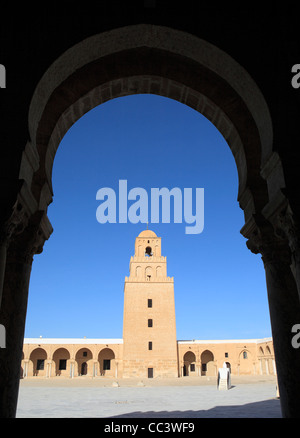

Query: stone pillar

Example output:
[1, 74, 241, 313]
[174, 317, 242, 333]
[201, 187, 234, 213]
[180, 362, 184, 377]
[0, 210, 52, 418]
[93, 360, 98, 378]
[69, 360, 75, 378]
[265, 359, 269, 375]
[0, 243, 34, 417]
[262, 245, 300, 417]
[23, 359, 29, 379]
[245, 219, 300, 418]
[46, 360, 52, 378]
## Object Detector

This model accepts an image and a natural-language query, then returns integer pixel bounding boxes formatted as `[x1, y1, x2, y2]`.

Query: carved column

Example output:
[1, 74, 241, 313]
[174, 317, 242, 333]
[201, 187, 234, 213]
[275, 205, 300, 302]
[0, 210, 52, 418]
[244, 217, 300, 417]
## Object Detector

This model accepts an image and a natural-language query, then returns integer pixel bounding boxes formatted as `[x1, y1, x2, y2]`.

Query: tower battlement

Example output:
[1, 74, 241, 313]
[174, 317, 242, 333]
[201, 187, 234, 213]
[130, 256, 166, 262]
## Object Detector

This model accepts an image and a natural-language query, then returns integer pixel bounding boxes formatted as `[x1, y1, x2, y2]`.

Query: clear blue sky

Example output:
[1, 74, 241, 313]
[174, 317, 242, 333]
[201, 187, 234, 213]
[24, 94, 272, 340]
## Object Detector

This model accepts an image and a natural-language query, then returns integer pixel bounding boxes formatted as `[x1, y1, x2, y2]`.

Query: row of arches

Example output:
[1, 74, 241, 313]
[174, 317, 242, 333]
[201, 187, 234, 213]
[21, 347, 117, 378]
[182, 350, 215, 376]
[258, 345, 276, 376]
[258, 346, 272, 356]
[181, 347, 276, 377]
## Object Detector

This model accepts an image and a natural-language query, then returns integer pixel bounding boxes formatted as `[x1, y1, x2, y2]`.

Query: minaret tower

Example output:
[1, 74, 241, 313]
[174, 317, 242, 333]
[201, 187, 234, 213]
[122, 229, 178, 378]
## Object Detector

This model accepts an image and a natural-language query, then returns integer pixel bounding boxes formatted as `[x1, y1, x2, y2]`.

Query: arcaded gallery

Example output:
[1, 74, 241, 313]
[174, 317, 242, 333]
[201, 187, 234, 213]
[21, 230, 275, 379]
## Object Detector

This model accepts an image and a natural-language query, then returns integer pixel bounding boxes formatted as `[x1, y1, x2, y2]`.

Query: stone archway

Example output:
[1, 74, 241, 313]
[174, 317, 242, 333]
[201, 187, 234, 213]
[75, 348, 93, 377]
[98, 348, 116, 377]
[1, 24, 300, 418]
[183, 351, 196, 376]
[29, 348, 47, 377]
[52, 348, 71, 377]
[27, 24, 275, 220]
[201, 350, 214, 377]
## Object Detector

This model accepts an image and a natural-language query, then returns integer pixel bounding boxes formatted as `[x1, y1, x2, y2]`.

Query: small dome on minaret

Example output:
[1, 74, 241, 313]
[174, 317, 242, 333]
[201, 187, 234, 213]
[138, 229, 157, 238]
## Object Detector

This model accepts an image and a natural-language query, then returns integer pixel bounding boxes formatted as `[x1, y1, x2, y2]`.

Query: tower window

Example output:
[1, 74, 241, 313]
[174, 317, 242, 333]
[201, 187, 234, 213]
[148, 299, 152, 308]
[145, 246, 152, 256]
[148, 342, 152, 350]
[148, 319, 153, 327]
[225, 352, 228, 358]
[243, 351, 248, 359]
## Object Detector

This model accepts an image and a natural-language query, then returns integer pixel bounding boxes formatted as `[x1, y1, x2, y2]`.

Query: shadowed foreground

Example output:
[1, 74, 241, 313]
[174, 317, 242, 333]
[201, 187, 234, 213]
[17, 376, 281, 418]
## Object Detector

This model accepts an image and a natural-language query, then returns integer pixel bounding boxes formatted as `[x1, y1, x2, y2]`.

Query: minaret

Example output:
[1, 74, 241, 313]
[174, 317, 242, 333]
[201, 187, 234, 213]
[122, 229, 178, 378]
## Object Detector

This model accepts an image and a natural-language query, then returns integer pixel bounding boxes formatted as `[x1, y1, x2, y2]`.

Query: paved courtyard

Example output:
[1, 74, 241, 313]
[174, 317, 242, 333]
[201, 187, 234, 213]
[16, 375, 281, 418]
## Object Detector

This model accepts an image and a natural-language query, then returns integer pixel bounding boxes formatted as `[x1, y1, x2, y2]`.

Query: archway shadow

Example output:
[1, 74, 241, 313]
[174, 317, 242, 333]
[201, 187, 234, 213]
[109, 398, 281, 418]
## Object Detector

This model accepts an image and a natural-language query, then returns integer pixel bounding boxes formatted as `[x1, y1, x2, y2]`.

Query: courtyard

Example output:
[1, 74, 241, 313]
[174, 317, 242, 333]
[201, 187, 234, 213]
[16, 375, 281, 418]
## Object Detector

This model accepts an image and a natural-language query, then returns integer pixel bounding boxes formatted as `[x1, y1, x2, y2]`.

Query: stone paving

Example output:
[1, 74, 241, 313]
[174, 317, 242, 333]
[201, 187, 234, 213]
[16, 375, 282, 418]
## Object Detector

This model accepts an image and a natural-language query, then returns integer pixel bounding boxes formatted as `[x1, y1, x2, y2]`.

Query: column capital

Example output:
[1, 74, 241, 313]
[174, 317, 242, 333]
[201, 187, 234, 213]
[261, 189, 300, 262]
[0, 180, 38, 248]
[241, 214, 292, 267]
[6, 210, 53, 264]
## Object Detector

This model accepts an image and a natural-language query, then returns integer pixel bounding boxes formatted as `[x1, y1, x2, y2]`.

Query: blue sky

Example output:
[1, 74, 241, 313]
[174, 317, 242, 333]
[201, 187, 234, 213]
[25, 94, 272, 340]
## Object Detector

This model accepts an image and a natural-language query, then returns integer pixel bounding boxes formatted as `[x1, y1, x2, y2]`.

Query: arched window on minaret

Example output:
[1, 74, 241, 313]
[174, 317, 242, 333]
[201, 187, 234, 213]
[145, 246, 153, 257]
[145, 266, 152, 280]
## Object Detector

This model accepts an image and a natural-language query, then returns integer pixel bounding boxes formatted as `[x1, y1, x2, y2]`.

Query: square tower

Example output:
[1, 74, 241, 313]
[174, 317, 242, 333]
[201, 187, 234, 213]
[122, 229, 178, 378]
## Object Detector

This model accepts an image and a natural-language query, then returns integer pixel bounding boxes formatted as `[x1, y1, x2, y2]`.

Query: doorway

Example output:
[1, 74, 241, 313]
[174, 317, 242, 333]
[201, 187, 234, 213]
[81, 362, 87, 376]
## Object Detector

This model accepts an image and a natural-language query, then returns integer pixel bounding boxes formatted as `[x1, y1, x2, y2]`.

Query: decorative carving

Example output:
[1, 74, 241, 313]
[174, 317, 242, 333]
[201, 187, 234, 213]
[6, 211, 53, 265]
[0, 180, 38, 249]
[275, 205, 300, 261]
[0, 201, 28, 248]
[241, 214, 292, 267]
